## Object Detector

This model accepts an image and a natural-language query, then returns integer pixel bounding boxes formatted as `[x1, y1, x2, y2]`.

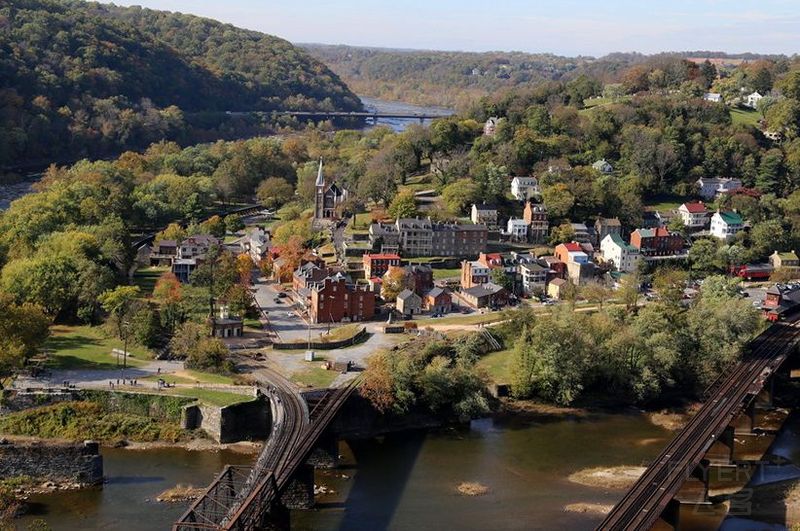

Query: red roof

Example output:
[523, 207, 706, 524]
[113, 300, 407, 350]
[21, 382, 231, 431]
[560, 242, 582, 252]
[364, 253, 401, 260]
[682, 202, 707, 214]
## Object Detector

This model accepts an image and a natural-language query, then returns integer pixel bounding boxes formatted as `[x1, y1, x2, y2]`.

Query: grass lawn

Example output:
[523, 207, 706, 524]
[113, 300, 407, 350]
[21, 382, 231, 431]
[141, 370, 235, 385]
[478, 348, 514, 383]
[730, 107, 761, 127]
[429, 312, 506, 326]
[132, 266, 168, 296]
[347, 212, 372, 234]
[164, 388, 254, 407]
[432, 268, 461, 280]
[644, 194, 690, 212]
[45, 325, 152, 370]
[290, 366, 338, 389]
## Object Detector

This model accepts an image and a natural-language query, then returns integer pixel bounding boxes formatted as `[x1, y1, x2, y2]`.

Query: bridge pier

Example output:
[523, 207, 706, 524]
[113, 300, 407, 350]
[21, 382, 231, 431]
[306, 433, 339, 469]
[281, 463, 315, 510]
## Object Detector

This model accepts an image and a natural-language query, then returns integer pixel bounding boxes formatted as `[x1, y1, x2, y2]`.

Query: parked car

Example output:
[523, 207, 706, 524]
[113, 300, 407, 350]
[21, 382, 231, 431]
[277, 292, 288, 298]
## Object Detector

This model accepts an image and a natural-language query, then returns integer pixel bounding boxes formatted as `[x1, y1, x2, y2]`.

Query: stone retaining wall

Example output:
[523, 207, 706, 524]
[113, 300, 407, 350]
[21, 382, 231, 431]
[183, 396, 270, 443]
[0, 440, 103, 485]
[273, 327, 367, 350]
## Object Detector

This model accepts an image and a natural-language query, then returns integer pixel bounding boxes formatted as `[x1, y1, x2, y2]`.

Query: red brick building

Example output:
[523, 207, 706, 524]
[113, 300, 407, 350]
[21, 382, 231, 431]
[309, 273, 376, 324]
[363, 253, 401, 279]
[553, 242, 583, 264]
[629, 228, 684, 256]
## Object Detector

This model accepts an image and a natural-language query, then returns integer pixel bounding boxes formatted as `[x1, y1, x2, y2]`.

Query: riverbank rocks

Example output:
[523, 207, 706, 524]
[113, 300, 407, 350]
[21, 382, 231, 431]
[567, 466, 645, 490]
[456, 482, 489, 496]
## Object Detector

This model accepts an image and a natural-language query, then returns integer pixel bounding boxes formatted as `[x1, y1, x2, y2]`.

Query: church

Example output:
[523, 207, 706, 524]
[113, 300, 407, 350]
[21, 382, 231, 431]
[314, 159, 348, 220]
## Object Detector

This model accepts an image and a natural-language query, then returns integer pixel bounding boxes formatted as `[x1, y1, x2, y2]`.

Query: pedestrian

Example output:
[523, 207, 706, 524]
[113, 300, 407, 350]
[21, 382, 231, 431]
[117, 379, 120, 385]
[157, 367, 161, 375]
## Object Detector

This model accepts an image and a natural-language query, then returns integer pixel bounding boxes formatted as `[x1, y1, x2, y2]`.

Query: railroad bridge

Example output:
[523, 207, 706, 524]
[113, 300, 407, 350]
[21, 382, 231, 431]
[600, 316, 800, 530]
[173, 372, 359, 531]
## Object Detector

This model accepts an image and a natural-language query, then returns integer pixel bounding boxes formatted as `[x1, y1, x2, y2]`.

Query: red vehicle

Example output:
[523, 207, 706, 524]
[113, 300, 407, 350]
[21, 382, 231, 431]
[730, 263, 773, 280]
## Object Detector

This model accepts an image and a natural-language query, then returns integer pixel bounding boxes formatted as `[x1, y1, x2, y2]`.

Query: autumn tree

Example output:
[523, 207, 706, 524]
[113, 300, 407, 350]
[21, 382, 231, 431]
[256, 177, 294, 209]
[387, 190, 418, 219]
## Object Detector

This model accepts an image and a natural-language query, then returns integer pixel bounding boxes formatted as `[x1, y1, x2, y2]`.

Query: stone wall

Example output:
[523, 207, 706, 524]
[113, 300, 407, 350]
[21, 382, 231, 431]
[273, 327, 367, 350]
[183, 395, 270, 444]
[0, 389, 80, 414]
[0, 440, 103, 485]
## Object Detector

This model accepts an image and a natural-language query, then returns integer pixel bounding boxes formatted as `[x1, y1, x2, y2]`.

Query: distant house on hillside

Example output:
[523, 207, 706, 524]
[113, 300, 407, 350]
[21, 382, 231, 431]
[592, 159, 613, 174]
[745, 91, 763, 109]
[484, 117, 499, 136]
[510, 176, 539, 200]
[704, 93, 723, 103]
[696, 177, 743, 200]
[678, 202, 709, 229]
[710, 210, 744, 241]
[471, 203, 498, 228]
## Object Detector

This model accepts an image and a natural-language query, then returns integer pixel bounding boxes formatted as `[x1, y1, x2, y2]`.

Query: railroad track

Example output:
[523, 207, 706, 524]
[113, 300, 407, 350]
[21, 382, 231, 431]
[599, 317, 800, 530]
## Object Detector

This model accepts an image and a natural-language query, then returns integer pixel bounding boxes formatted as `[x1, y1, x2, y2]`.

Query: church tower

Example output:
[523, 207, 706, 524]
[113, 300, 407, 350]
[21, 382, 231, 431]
[314, 158, 325, 219]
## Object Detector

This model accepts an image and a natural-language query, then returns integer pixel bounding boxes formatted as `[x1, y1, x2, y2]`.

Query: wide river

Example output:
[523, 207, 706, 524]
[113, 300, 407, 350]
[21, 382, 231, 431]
[18, 412, 671, 530]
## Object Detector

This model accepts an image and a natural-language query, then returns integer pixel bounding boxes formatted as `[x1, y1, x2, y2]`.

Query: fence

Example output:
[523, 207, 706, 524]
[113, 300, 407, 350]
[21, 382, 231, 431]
[272, 327, 367, 350]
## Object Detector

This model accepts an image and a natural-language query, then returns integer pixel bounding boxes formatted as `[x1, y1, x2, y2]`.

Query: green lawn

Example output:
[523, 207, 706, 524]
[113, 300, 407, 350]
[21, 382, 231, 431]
[132, 266, 169, 296]
[290, 366, 338, 389]
[141, 370, 235, 385]
[643, 194, 690, 212]
[165, 388, 254, 407]
[432, 268, 461, 280]
[730, 107, 761, 127]
[430, 312, 505, 326]
[478, 348, 514, 383]
[45, 325, 152, 370]
[347, 212, 372, 234]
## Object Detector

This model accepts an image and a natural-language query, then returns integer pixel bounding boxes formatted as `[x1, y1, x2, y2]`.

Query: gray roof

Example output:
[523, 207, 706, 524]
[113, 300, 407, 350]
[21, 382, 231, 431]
[426, 287, 445, 298]
[397, 289, 420, 301]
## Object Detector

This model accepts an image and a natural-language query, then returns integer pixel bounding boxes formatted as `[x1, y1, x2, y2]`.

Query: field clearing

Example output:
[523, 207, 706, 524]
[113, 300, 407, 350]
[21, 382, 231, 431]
[45, 325, 152, 370]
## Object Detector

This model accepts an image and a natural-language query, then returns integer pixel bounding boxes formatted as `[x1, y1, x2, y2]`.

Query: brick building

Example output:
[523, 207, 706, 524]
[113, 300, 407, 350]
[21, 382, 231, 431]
[629, 228, 684, 256]
[523, 202, 549, 243]
[362, 253, 401, 279]
[309, 273, 376, 324]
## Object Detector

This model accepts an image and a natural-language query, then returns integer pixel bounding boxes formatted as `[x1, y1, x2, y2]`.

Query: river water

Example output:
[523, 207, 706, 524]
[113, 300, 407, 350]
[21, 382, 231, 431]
[360, 96, 454, 132]
[17, 412, 677, 530]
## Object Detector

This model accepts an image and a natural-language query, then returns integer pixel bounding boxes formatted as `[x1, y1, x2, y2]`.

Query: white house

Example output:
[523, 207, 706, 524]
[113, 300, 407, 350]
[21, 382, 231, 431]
[483, 117, 499, 136]
[518, 262, 548, 295]
[600, 233, 640, 273]
[471, 203, 498, 227]
[710, 211, 744, 240]
[246, 227, 270, 263]
[696, 177, 743, 200]
[592, 159, 613, 174]
[745, 91, 763, 109]
[506, 218, 529, 242]
[704, 93, 723, 103]
[678, 202, 709, 229]
[510, 176, 540, 200]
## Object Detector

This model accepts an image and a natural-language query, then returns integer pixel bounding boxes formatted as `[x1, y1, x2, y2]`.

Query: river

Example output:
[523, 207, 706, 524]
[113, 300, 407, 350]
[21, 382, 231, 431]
[18, 411, 677, 530]
[360, 96, 454, 132]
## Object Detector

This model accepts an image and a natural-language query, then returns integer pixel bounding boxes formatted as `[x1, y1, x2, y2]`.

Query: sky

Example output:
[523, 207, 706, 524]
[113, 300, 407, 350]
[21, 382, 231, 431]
[111, 0, 800, 57]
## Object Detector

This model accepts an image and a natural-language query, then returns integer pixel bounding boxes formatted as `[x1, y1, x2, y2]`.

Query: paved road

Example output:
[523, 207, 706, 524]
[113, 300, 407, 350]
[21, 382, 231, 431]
[251, 275, 313, 342]
[14, 359, 185, 390]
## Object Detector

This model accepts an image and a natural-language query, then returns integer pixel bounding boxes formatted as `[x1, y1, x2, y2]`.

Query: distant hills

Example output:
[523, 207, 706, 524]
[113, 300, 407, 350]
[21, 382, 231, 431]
[302, 43, 790, 109]
[0, 0, 361, 169]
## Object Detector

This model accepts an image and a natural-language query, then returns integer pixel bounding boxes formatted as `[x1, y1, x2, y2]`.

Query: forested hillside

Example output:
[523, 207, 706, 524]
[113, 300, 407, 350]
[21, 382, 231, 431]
[303, 44, 790, 110]
[0, 0, 361, 170]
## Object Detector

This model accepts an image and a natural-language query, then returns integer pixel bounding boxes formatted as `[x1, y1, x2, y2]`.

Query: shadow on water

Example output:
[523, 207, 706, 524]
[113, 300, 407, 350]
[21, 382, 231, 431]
[334, 431, 427, 531]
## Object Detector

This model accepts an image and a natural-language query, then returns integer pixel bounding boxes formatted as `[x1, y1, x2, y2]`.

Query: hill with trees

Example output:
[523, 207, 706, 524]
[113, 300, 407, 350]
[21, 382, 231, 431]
[0, 0, 361, 170]
[302, 44, 792, 110]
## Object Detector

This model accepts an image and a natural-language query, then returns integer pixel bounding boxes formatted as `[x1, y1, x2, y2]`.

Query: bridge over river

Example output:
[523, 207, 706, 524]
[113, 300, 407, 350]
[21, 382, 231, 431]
[599, 314, 800, 530]
[174, 369, 359, 530]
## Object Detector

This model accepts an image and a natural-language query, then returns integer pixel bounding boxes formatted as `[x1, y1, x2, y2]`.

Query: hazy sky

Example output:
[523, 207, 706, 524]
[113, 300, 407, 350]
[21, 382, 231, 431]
[112, 0, 800, 56]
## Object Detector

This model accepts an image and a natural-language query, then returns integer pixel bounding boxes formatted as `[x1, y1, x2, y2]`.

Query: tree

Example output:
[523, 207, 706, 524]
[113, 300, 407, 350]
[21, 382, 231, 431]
[0, 294, 50, 382]
[387, 190, 418, 219]
[490, 268, 513, 291]
[689, 238, 721, 273]
[541, 183, 575, 219]
[225, 215, 245, 234]
[201, 215, 226, 239]
[186, 337, 233, 373]
[153, 272, 183, 333]
[381, 267, 406, 302]
[618, 272, 641, 313]
[98, 286, 141, 371]
[441, 180, 481, 215]
[131, 304, 161, 348]
[548, 222, 576, 246]
[256, 177, 294, 209]
[155, 223, 186, 245]
[581, 282, 612, 308]
[653, 268, 688, 309]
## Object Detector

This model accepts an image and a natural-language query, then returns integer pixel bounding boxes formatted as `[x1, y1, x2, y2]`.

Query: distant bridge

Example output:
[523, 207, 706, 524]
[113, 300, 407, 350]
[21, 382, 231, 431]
[224, 109, 454, 121]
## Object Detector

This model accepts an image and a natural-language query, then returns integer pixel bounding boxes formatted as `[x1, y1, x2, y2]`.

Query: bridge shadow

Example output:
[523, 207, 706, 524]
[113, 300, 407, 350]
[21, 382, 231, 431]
[334, 430, 428, 531]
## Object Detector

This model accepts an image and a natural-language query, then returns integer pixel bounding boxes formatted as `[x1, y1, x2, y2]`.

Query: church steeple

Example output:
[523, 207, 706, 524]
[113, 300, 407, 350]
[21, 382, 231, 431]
[315, 158, 324, 188]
